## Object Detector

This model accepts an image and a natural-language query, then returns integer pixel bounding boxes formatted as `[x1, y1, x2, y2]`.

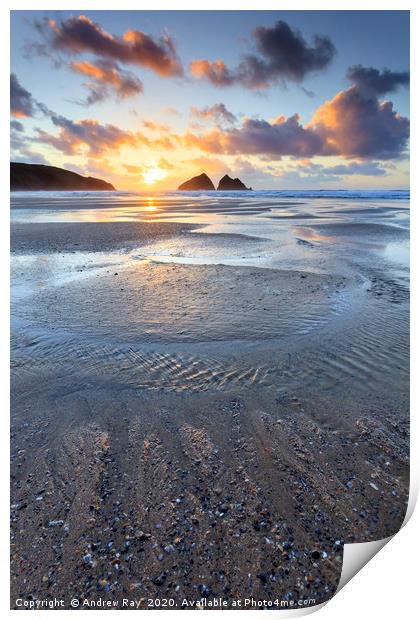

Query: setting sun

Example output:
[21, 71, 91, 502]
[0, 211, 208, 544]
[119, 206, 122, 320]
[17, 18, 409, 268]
[142, 166, 166, 185]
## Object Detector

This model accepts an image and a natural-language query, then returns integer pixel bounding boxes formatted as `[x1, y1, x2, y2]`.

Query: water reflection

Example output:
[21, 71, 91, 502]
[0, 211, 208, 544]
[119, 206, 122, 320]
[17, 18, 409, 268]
[11, 191, 409, 277]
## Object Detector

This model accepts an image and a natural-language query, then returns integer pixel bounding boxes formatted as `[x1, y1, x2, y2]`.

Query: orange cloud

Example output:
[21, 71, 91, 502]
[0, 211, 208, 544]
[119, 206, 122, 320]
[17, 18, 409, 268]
[35, 113, 178, 158]
[310, 86, 409, 159]
[71, 60, 143, 103]
[37, 15, 183, 78]
[142, 119, 171, 132]
[72, 61, 103, 79]
[183, 80, 409, 160]
[123, 164, 144, 174]
[157, 157, 174, 170]
[184, 116, 325, 158]
[190, 59, 234, 86]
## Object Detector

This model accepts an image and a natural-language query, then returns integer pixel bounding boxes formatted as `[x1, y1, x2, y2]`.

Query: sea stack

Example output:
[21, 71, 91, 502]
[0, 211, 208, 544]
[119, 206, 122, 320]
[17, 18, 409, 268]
[177, 173, 215, 191]
[217, 174, 251, 190]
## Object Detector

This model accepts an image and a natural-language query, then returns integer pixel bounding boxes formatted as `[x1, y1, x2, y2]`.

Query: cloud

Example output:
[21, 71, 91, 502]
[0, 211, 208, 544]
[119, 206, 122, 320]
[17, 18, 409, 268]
[184, 114, 326, 158]
[229, 158, 274, 185]
[270, 158, 391, 186]
[37, 115, 143, 157]
[142, 119, 171, 132]
[310, 83, 409, 159]
[10, 73, 35, 118]
[11, 120, 24, 132]
[33, 109, 179, 158]
[271, 167, 340, 185]
[9, 75, 179, 160]
[157, 157, 174, 170]
[36, 15, 183, 78]
[190, 103, 237, 125]
[12, 149, 50, 165]
[190, 20, 336, 89]
[190, 59, 235, 87]
[11, 118, 50, 164]
[163, 106, 181, 116]
[346, 65, 409, 96]
[181, 156, 229, 176]
[301, 86, 315, 98]
[71, 60, 143, 104]
[326, 161, 387, 176]
[163, 106, 182, 117]
[293, 159, 387, 177]
[184, 66, 409, 160]
[123, 164, 144, 174]
[86, 158, 115, 174]
[10, 74, 57, 119]
[240, 21, 336, 88]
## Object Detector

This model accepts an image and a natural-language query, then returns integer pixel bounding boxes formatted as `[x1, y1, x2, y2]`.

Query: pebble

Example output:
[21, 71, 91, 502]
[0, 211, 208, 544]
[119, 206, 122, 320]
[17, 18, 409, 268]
[199, 584, 213, 597]
[48, 520, 64, 528]
[151, 572, 167, 586]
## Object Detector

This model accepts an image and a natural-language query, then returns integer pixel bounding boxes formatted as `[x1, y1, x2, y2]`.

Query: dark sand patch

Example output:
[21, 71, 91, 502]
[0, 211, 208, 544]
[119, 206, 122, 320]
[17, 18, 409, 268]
[11, 222, 269, 256]
[188, 231, 268, 242]
[11, 222, 199, 254]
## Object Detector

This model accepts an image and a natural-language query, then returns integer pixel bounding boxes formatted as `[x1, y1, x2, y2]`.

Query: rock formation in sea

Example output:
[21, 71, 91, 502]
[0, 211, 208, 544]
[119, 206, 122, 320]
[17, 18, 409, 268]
[177, 173, 215, 191]
[217, 174, 251, 191]
[10, 162, 115, 191]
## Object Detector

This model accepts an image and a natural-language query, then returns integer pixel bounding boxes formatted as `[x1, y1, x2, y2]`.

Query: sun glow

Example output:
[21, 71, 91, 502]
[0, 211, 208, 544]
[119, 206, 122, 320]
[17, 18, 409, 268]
[145, 198, 156, 212]
[143, 166, 166, 185]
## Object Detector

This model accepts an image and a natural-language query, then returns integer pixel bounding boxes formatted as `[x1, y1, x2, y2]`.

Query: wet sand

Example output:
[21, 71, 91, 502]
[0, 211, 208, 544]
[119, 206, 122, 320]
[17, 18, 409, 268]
[11, 221, 199, 254]
[10, 197, 409, 609]
[11, 376, 408, 608]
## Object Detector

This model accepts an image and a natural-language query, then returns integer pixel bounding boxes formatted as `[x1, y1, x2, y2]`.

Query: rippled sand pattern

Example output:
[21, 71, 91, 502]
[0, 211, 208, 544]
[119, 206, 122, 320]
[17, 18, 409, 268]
[11, 289, 407, 397]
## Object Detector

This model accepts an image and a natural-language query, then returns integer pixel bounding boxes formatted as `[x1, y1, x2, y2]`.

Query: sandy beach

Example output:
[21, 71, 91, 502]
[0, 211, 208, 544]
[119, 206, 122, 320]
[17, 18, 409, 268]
[10, 192, 409, 609]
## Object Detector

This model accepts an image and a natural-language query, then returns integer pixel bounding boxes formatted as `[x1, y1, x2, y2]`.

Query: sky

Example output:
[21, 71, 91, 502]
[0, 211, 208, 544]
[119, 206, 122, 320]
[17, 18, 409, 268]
[10, 10, 410, 190]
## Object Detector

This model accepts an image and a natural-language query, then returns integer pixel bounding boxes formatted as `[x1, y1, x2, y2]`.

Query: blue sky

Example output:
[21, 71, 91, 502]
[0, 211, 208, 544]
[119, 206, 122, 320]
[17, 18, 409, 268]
[10, 10, 410, 189]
